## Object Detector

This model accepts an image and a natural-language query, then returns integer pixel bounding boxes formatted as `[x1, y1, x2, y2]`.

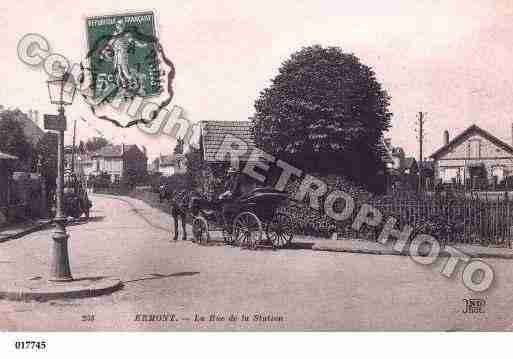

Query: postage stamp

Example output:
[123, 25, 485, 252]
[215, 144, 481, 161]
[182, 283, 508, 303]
[85, 11, 161, 101]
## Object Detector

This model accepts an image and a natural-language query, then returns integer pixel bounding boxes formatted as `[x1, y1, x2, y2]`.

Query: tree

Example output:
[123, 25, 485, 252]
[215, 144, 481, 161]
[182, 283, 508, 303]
[252, 45, 392, 188]
[78, 141, 86, 154]
[85, 137, 110, 152]
[0, 110, 33, 165]
[184, 146, 205, 190]
[35, 132, 58, 191]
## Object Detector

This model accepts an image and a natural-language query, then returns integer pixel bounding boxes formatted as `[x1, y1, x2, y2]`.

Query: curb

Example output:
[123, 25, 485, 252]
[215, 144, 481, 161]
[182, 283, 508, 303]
[0, 220, 53, 243]
[0, 277, 124, 302]
[311, 244, 513, 259]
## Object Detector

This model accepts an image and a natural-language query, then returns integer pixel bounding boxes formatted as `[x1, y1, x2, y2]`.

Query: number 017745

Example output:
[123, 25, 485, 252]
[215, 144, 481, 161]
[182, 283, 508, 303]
[14, 341, 47, 350]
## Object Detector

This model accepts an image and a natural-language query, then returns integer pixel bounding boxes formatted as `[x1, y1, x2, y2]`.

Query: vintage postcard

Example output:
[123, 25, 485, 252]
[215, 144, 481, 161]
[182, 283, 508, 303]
[2, 0, 513, 346]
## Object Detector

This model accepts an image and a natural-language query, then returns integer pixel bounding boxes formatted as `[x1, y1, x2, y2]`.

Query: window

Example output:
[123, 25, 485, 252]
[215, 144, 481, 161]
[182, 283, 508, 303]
[440, 167, 461, 184]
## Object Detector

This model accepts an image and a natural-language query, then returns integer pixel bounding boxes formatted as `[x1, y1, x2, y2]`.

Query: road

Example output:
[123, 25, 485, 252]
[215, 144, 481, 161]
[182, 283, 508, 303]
[0, 194, 512, 331]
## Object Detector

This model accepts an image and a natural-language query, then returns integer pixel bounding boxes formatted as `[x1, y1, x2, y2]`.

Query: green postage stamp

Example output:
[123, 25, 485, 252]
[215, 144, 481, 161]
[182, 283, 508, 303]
[85, 11, 161, 101]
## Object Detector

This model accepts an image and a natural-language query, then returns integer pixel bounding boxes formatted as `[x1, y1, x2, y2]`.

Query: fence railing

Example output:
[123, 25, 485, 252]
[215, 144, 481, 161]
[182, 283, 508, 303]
[338, 191, 513, 247]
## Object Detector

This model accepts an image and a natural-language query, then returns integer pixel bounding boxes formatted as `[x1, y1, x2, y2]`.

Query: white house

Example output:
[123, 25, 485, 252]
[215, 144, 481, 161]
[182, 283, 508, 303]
[430, 124, 513, 185]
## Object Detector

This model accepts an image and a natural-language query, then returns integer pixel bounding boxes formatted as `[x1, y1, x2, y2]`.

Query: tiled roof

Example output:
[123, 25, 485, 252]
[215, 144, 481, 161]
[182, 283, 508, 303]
[201, 121, 256, 163]
[0, 151, 18, 160]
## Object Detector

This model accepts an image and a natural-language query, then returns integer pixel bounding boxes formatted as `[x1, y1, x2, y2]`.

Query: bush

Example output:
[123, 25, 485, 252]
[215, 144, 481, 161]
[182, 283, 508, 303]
[279, 174, 376, 237]
[89, 172, 111, 188]
[159, 173, 193, 191]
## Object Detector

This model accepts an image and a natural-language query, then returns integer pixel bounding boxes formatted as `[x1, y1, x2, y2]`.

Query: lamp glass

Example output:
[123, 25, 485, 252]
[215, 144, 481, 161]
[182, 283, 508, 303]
[47, 73, 76, 106]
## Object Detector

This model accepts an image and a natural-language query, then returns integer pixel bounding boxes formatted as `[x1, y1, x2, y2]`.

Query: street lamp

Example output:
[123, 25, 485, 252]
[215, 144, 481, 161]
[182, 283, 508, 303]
[47, 72, 76, 281]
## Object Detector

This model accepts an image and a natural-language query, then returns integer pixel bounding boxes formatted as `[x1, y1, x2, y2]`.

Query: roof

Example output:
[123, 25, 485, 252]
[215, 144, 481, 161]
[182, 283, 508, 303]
[403, 157, 417, 169]
[159, 154, 178, 166]
[92, 144, 137, 158]
[0, 151, 18, 161]
[201, 121, 256, 162]
[430, 124, 513, 159]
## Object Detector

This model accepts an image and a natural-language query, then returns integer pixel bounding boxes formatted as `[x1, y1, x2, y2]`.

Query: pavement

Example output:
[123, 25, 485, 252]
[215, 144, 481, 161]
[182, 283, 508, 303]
[1, 194, 513, 330]
[0, 219, 53, 242]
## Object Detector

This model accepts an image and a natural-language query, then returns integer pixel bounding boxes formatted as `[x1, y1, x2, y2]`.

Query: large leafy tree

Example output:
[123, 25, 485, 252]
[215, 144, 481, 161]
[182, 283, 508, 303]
[0, 110, 33, 164]
[252, 45, 392, 187]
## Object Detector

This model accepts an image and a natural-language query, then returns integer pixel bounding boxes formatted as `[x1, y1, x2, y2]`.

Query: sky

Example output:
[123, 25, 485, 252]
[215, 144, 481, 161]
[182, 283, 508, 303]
[1, 0, 513, 160]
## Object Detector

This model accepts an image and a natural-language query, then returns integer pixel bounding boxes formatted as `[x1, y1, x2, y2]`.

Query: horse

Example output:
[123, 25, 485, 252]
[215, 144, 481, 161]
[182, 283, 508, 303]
[159, 184, 193, 241]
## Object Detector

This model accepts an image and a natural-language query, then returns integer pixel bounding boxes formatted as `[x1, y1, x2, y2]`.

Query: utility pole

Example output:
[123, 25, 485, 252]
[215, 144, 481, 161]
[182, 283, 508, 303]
[71, 119, 77, 172]
[417, 112, 426, 192]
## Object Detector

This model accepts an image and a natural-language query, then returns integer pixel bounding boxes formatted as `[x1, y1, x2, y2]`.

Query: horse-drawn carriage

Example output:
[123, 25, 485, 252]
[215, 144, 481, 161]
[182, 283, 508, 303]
[63, 169, 92, 219]
[190, 187, 295, 249]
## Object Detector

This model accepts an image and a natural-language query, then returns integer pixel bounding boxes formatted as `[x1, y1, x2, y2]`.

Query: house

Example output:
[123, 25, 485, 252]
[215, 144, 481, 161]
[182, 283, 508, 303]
[0, 151, 17, 224]
[419, 160, 434, 178]
[402, 157, 418, 175]
[383, 138, 419, 175]
[197, 121, 259, 198]
[89, 144, 148, 183]
[380, 137, 395, 172]
[64, 151, 96, 183]
[382, 138, 407, 174]
[152, 154, 187, 177]
[430, 125, 513, 186]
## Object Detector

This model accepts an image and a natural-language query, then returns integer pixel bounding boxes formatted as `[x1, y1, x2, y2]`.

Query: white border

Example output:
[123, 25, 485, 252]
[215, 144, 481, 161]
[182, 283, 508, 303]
[1, 332, 511, 359]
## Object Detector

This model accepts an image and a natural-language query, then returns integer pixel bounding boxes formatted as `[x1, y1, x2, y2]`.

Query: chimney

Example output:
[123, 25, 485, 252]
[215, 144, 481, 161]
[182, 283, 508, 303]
[121, 143, 125, 154]
[34, 110, 39, 127]
[142, 145, 147, 157]
[444, 130, 449, 146]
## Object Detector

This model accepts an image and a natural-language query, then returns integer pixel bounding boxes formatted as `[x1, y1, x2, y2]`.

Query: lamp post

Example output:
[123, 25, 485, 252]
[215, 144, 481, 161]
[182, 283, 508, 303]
[47, 72, 76, 281]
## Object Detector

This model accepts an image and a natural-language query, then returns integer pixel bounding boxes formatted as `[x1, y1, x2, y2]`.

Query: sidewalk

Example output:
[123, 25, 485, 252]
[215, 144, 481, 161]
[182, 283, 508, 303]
[0, 219, 53, 242]
[310, 239, 513, 259]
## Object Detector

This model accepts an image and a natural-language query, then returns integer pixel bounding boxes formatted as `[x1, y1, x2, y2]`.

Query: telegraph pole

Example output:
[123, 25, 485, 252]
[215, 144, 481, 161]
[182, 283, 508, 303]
[71, 119, 77, 172]
[418, 112, 426, 191]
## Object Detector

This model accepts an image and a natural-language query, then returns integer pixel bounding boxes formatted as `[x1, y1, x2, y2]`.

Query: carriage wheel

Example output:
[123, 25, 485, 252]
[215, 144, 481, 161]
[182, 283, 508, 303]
[233, 212, 263, 249]
[192, 216, 210, 244]
[266, 213, 295, 249]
